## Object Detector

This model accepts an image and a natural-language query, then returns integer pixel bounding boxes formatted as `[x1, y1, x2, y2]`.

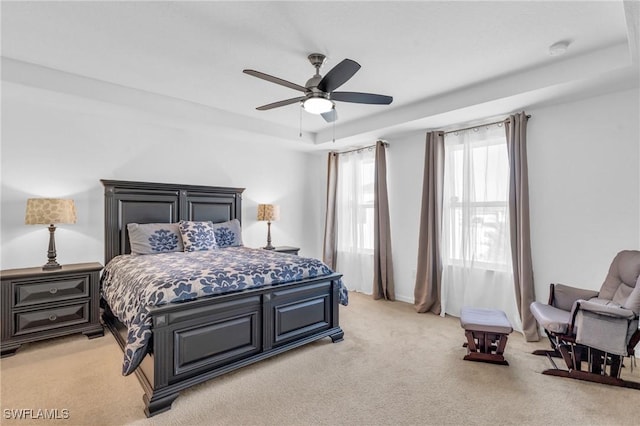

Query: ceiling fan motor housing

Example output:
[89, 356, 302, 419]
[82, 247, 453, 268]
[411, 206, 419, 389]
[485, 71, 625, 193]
[305, 76, 323, 90]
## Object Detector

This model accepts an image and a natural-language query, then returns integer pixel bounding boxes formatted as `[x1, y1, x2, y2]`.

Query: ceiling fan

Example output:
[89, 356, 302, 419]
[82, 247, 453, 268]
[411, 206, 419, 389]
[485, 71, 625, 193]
[243, 53, 393, 123]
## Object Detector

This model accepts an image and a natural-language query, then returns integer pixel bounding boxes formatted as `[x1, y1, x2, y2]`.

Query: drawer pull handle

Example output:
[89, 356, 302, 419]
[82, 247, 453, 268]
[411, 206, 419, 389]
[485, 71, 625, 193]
[48, 314, 57, 322]
[49, 288, 58, 294]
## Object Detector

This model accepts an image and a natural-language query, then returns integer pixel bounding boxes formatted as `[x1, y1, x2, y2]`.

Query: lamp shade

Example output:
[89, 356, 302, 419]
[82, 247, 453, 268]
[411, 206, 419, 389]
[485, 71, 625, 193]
[257, 204, 280, 221]
[25, 198, 77, 225]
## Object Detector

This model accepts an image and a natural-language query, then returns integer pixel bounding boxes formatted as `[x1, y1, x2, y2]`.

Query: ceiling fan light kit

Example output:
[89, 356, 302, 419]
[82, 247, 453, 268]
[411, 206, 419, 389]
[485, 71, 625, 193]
[302, 97, 334, 114]
[243, 52, 392, 123]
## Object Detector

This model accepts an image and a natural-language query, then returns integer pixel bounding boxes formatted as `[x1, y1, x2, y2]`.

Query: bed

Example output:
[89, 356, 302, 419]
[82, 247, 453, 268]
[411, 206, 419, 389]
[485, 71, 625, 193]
[100, 179, 346, 417]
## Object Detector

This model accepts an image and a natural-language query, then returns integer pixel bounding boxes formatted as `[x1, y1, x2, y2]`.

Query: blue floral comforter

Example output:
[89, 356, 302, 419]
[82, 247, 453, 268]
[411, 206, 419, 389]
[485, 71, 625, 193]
[101, 246, 348, 375]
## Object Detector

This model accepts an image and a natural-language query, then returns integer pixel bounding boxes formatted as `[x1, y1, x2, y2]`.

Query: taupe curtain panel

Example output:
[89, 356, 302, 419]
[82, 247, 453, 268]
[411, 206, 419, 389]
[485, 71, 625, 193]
[505, 112, 540, 342]
[322, 152, 339, 270]
[373, 141, 395, 300]
[414, 131, 445, 314]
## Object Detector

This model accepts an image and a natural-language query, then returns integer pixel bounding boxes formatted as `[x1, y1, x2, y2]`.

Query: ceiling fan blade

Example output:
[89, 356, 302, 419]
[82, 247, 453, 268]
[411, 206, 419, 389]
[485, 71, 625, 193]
[331, 92, 393, 105]
[256, 96, 306, 111]
[317, 59, 361, 93]
[243, 69, 308, 93]
[321, 108, 338, 123]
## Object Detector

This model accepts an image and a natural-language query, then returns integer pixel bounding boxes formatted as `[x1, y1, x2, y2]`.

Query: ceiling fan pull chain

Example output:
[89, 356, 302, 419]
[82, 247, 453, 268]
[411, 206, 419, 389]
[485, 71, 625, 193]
[299, 104, 303, 138]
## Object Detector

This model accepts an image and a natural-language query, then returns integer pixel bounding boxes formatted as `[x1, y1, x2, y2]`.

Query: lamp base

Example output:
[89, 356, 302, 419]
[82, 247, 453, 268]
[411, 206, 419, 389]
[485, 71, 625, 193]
[43, 224, 62, 271]
[42, 261, 62, 271]
[263, 221, 275, 250]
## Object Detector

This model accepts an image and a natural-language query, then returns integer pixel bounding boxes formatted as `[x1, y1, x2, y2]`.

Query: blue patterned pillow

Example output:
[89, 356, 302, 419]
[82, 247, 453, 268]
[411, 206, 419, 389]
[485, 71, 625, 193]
[127, 223, 184, 255]
[178, 220, 218, 252]
[211, 219, 243, 248]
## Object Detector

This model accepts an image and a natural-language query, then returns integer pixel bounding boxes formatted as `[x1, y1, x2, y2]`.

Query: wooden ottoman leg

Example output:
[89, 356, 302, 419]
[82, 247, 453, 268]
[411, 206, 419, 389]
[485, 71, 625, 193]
[464, 330, 478, 352]
[495, 334, 508, 356]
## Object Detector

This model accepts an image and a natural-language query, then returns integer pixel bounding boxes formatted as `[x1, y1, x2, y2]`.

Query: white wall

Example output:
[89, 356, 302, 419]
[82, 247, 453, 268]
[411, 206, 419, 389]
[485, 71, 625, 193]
[527, 88, 640, 295]
[385, 133, 425, 303]
[1, 84, 324, 270]
[386, 87, 640, 304]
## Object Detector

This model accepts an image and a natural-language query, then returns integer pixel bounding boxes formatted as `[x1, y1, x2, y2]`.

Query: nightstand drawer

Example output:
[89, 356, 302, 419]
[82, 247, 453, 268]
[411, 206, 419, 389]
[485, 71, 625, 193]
[14, 302, 90, 336]
[14, 276, 89, 307]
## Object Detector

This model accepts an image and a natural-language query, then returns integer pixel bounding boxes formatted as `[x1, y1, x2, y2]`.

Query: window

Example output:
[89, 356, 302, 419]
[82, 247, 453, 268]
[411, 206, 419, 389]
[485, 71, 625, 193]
[442, 127, 511, 271]
[336, 150, 375, 253]
[335, 148, 375, 293]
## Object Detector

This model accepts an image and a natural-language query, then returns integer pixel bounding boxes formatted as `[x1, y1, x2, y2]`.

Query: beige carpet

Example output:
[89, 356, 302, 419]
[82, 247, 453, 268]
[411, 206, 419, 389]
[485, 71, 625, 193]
[1, 292, 638, 426]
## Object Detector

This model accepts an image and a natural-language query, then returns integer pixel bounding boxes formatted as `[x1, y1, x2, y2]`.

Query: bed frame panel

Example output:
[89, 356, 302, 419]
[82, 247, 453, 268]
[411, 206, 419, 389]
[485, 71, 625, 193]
[100, 180, 344, 417]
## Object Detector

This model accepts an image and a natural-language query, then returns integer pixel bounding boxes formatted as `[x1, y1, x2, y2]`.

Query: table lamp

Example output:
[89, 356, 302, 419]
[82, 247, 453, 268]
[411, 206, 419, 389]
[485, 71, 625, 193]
[25, 198, 77, 270]
[257, 204, 280, 250]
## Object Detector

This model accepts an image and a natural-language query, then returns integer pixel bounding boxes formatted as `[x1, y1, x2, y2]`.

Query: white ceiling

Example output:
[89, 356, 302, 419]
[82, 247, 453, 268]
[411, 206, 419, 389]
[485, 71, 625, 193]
[1, 1, 638, 151]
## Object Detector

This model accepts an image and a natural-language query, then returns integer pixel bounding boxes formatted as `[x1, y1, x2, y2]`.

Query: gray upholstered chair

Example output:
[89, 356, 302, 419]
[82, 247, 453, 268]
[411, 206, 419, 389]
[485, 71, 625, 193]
[530, 250, 640, 389]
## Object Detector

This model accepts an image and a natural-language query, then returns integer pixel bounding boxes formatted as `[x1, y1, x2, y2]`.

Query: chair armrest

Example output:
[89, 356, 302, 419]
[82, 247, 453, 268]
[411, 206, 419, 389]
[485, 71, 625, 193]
[572, 300, 638, 355]
[551, 283, 599, 312]
[575, 300, 636, 320]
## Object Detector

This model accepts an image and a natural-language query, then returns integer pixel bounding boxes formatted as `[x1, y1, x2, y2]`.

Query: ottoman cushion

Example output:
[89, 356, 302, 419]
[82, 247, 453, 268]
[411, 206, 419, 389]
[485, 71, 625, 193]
[460, 307, 513, 335]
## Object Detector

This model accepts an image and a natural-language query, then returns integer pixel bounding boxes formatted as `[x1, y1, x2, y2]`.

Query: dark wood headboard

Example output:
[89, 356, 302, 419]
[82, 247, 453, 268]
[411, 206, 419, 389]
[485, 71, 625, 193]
[101, 180, 245, 265]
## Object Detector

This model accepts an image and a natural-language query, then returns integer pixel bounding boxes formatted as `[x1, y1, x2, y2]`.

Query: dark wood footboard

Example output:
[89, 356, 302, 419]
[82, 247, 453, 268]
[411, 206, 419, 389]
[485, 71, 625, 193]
[103, 273, 344, 417]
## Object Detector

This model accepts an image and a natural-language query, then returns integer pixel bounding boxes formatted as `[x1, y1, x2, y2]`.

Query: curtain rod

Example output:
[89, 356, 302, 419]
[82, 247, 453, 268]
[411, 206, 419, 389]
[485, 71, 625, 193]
[334, 141, 389, 155]
[443, 115, 531, 135]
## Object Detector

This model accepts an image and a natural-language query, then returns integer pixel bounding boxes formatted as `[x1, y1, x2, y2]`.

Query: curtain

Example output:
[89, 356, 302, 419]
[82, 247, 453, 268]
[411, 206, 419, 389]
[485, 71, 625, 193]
[440, 124, 522, 332]
[414, 131, 445, 314]
[336, 147, 375, 294]
[373, 141, 395, 300]
[322, 153, 339, 269]
[505, 112, 539, 342]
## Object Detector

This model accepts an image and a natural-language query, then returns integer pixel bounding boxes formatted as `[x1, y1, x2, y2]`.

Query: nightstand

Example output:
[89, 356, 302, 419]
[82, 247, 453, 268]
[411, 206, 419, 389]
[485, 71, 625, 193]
[273, 246, 300, 255]
[1, 262, 104, 357]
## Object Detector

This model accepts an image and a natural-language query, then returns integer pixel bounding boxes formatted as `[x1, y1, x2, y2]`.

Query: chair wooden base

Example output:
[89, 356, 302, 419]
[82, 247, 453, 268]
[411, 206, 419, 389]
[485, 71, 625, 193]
[541, 368, 640, 390]
[533, 336, 640, 391]
[463, 330, 510, 366]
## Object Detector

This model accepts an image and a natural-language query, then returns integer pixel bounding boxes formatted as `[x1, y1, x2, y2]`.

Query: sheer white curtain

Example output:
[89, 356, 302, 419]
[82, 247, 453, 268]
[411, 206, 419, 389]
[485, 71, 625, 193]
[440, 125, 522, 332]
[336, 148, 375, 294]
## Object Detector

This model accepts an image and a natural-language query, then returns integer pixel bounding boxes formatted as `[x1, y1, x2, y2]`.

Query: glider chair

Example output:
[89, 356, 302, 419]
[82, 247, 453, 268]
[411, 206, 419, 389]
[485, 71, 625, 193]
[530, 250, 640, 389]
